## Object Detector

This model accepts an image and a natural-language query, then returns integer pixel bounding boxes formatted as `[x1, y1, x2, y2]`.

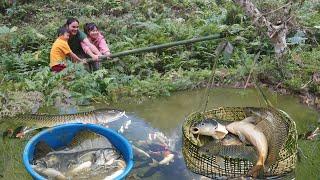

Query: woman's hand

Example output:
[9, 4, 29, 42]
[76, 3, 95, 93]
[104, 51, 112, 59]
[101, 51, 111, 59]
[80, 59, 87, 64]
[92, 54, 100, 61]
[83, 38, 101, 55]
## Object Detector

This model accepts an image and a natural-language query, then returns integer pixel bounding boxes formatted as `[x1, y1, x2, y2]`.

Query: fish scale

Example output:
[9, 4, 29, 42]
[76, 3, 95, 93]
[247, 108, 289, 167]
[0, 108, 125, 129]
[199, 140, 257, 163]
[69, 130, 113, 151]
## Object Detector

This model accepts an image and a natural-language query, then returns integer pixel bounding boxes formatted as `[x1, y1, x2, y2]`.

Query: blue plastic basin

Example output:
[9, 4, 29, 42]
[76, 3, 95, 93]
[23, 123, 134, 180]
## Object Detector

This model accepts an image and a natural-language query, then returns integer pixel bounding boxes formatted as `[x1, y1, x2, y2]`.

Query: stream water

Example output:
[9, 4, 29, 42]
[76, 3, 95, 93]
[0, 88, 319, 179]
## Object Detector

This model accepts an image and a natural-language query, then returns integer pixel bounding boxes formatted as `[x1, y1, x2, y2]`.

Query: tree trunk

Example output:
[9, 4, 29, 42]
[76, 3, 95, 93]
[232, 0, 289, 58]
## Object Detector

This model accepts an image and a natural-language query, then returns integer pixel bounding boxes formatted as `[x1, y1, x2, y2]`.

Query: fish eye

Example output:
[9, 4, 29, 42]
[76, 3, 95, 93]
[201, 123, 204, 126]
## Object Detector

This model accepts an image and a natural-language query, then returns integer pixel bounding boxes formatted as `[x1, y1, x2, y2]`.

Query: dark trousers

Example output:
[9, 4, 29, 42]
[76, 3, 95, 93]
[87, 61, 100, 72]
[51, 64, 66, 73]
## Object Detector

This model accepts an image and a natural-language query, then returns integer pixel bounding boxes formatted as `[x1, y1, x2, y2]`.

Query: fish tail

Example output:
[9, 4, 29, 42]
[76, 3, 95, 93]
[248, 164, 264, 178]
[254, 152, 265, 169]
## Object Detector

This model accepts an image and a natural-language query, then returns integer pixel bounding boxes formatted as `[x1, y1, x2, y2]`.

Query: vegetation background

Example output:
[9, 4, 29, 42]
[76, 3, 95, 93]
[0, 0, 319, 115]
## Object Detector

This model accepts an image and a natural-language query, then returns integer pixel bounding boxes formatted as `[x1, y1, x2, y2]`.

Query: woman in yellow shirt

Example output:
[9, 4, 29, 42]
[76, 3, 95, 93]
[50, 27, 84, 73]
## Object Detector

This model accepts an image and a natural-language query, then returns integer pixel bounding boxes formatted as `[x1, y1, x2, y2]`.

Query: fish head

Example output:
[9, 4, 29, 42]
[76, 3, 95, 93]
[191, 119, 228, 139]
[94, 108, 126, 123]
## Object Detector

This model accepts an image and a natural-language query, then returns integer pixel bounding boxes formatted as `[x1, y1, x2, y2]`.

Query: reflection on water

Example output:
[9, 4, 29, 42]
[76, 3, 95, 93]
[106, 114, 197, 179]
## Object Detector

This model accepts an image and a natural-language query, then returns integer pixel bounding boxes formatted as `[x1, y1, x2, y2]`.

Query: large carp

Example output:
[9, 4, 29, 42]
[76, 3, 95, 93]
[226, 117, 268, 177]
[244, 108, 289, 167]
[198, 136, 258, 163]
[1, 108, 126, 137]
[191, 108, 289, 177]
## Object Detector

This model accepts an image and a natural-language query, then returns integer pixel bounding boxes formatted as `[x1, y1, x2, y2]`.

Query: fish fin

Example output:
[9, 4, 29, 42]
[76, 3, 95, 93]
[12, 126, 25, 138]
[214, 131, 228, 139]
[196, 134, 203, 146]
[237, 132, 247, 143]
[247, 165, 264, 178]
[19, 127, 43, 138]
[13, 126, 45, 139]
[241, 116, 256, 123]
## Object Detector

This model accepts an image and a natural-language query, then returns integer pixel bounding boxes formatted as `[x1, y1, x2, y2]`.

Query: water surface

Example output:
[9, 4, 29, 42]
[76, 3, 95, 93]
[110, 88, 320, 179]
[0, 88, 319, 179]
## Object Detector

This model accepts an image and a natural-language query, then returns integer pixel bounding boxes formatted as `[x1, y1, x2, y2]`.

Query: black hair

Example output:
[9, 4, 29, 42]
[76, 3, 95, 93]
[65, 17, 79, 27]
[57, 27, 69, 37]
[84, 22, 98, 35]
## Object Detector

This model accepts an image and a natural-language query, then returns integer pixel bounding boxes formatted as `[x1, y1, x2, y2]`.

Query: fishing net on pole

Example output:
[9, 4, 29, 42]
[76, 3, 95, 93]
[182, 43, 298, 179]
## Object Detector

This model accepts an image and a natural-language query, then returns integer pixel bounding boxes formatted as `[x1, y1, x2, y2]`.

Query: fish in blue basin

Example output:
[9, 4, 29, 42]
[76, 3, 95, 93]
[32, 130, 126, 179]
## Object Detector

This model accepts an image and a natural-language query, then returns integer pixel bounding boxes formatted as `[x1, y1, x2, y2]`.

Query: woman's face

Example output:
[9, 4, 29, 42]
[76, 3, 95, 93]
[88, 27, 99, 39]
[68, 21, 79, 36]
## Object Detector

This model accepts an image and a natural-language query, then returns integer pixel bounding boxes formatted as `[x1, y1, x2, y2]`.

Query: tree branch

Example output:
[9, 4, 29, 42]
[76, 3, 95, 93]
[232, 0, 291, 57]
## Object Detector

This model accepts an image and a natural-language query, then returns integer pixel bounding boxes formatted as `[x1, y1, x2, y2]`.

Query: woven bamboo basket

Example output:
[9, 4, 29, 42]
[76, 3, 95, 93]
[182, 107, 298, 179]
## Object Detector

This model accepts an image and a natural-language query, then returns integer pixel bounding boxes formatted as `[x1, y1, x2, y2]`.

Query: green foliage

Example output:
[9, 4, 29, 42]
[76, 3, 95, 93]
[0, 91, 43, 117]
[296, 1, 320, 27]
[0, 26, 47, 53]
[284, 77, 304, 92]
[0, 0, 319, 110]
[0, 52, 47, 80]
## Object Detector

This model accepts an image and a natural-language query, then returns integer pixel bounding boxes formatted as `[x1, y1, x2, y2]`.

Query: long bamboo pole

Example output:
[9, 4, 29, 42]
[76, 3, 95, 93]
[85, 34, 221, 63]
